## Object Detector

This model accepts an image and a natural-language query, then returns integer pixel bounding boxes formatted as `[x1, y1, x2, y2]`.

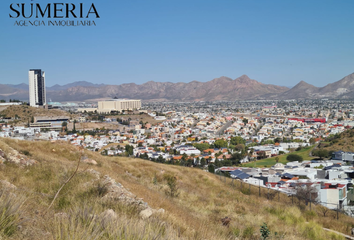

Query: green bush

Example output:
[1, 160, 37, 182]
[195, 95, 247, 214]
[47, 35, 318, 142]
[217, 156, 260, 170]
[286, 154, 303, 162]
[260, 222, 270, 240]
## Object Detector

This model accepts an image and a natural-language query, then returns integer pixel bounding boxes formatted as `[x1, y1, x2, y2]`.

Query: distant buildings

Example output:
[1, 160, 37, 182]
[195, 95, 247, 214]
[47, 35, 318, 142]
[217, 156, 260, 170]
[97, 99, 141, 113]
[28, 69, 46, 107]
[29, 116, 69, 131]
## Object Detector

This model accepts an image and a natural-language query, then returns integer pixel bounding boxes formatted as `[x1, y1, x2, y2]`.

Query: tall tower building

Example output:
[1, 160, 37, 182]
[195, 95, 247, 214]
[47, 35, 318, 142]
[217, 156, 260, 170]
[28, 69, 46, 107]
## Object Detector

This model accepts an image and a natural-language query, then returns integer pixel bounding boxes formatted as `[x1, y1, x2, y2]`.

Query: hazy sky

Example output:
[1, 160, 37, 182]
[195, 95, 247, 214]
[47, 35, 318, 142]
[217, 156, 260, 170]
[1, 0, 354, 87]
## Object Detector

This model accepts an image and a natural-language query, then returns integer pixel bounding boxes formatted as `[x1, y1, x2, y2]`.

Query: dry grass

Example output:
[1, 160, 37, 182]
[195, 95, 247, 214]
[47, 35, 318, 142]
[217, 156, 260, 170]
[67, 122, 119, 131]
[322, 128, 354, 152]
[111, 113, 163, 125]
[0, 138, 352, 239]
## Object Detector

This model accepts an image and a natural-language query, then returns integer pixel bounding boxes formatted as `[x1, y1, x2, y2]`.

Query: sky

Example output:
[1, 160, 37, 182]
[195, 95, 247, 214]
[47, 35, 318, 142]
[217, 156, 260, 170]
[1, 0, 354, 87]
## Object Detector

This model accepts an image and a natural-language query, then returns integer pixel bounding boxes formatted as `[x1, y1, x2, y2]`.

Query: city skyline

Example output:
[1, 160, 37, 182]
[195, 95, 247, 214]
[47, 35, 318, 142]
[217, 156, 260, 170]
[1, 0, 354, 87]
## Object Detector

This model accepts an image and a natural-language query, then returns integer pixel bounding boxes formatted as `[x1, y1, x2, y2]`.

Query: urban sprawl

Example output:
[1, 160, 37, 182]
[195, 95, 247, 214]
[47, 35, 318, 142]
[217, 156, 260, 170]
[2, 99, 354, 215]
[2, 69, 354, 216]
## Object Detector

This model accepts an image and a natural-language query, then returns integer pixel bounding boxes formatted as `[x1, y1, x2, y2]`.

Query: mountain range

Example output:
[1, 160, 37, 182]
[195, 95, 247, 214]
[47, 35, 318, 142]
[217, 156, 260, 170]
[1, 72, 354, 102]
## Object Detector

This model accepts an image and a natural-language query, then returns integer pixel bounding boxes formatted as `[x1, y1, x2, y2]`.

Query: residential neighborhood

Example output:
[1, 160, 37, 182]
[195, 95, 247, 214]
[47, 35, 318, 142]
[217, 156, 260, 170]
[2, 99, 354, 214]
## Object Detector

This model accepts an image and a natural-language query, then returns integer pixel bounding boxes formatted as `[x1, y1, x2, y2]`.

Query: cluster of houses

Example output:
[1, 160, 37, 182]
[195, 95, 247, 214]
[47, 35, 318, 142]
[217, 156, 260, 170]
[219, 159, 354, 213]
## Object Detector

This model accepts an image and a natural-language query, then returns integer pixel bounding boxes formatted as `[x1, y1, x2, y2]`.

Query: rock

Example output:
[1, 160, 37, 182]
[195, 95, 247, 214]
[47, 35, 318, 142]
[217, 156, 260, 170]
[86, 169, 100, 179]
[0, 150, 6, 158]
[82, 159, 98, 165]
[52, 149, 56, 152]
[0, 150, 6, 163]
[100, 209, 117, 224]
[139, 208, 154, 219]
[0, 180, 17, 191]
[0, 147, 37, 166]
[157, 208, 165, 214]
[98, 174, 161, 214]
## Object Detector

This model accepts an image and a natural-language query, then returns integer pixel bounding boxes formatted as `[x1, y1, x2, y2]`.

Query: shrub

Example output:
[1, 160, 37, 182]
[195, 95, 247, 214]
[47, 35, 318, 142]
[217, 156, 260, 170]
[208, 164, 215, 173]
[286, 154, 303, 162]
[260, 222, 270, 240]
[164, 175, 180, 198]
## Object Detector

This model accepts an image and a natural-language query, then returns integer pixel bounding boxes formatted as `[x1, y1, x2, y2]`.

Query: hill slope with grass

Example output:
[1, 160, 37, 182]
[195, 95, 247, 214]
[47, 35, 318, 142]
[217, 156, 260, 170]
[0, 105, 74, 125]
[318, 128, 354, 153]
[0, 138, 352, 239]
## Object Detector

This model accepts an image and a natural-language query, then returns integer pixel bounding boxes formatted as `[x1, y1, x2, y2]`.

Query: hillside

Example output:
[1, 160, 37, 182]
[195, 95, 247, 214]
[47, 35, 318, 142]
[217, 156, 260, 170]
[278, 81, 319, 100]
[0, 105, 74, 125]
[0, 138, 352, 239]
[318, 128, 354, 153]
[273, 72, 354, 100]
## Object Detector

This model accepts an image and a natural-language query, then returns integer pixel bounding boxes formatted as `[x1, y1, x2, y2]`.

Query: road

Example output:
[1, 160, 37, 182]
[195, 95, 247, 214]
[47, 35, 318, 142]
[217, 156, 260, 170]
[216, 121, 233, 136]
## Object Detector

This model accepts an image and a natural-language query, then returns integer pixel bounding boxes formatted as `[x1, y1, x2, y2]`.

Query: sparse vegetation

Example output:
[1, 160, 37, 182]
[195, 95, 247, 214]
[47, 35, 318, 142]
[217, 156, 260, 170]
[0, 190, 25, 238]
[164, 174, 180, 198]
[0, 105, 74, 125]
[0, 138, 350, 239]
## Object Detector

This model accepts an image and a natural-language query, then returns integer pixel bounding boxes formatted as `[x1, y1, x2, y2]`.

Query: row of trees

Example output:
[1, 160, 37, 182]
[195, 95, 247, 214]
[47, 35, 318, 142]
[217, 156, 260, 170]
[0, 99, 21, 103]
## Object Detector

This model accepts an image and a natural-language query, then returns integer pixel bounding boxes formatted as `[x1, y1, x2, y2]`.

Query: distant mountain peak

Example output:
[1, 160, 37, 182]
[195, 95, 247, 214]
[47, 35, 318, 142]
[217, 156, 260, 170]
[238, 74, 250, 79]
[293, 80, 316, 88]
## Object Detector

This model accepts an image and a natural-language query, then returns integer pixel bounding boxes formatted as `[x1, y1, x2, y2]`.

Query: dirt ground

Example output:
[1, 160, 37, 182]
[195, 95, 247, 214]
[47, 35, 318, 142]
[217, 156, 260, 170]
[0, 106, 9, 112]
[67, 122, 119, 131]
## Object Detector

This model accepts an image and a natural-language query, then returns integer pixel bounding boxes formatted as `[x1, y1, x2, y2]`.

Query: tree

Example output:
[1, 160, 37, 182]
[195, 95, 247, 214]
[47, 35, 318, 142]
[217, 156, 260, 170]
[214, 139, 228, 149]
[312, 149, 329, 160]
[214, 159, 222, 168]
[258, 151, 266, 159]
[125, 144, 134, 156]
[309, 138, 316, 145]
[316, 205, 330, 217]
[193, 143, 210, 151]
[61, 121, 68, 132]
[164, 175, 179, 197]
[72, 120, 77, 133]
[231, 152, 243, 165]
[200, 158, 206, 167]
[223, 160, 232, 166]
[294, 181, 318, 205]
[286, 154, 303, 162]
[208, 164, 215, 173]
[275, 156, 279, 163]
[230, 136, 245, 145]
[234, 144, 245, 151]
[157, 155, 165, 163]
